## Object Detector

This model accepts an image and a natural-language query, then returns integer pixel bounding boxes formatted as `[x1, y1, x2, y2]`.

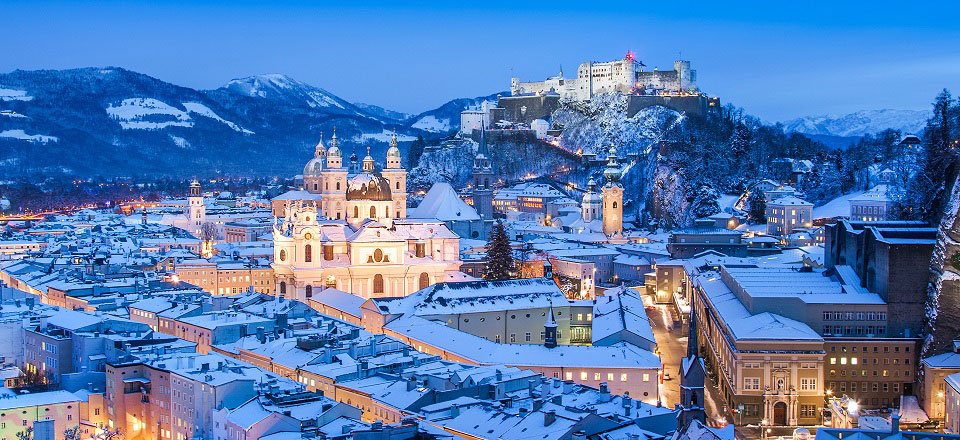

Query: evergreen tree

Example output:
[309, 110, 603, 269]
[748, 190, 766, 223]
[689, 185, 721, 219]
[408, 135, 426, 169]
[484, 221, 514, 281]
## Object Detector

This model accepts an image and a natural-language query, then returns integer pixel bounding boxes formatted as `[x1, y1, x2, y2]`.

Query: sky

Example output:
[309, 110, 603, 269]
[3, 1, 960, 121]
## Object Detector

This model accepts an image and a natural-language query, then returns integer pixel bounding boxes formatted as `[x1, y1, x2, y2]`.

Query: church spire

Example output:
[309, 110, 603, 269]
[544, 303, 558, 349]
[687, 307, 698, 359]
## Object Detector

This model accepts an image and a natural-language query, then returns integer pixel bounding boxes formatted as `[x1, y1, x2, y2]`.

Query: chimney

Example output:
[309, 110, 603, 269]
[495, 369, 503, 382]
[519, 407, 529, 416]
[256, 326, 266, 344]
[276, 312, 288, 332]
[572, 431, 586, 440]
[622, 393, 633, 417]
[532, 399, 544, 412]
[551, 395, 562, 405]
[450, 403, 460, 418]
[599, 382, 609, 394]
[200, 362, 210, 372]
[891, 413, 901, 433]
[543, 409, 556, 426]
[25, 297, 34, 310]
[406, 376, 417, 391]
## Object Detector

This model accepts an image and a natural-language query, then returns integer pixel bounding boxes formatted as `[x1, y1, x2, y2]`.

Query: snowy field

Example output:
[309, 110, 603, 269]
[0, 88, 33, 101]
[0, 129, 58, 143]
[411, 115, 451, 133]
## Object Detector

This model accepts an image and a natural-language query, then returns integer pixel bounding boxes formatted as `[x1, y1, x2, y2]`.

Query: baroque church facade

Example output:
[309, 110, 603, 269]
[272, 132, 463, 301]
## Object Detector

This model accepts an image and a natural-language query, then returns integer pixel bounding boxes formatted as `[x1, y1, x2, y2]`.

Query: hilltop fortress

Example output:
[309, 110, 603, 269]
[461, 52, 719, 136]
[510, 53, 698, 100]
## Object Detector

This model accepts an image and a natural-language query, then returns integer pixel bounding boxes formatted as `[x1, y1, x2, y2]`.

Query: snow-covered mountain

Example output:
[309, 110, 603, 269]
[781, 109, 930, 138]
[0, 68, 493, 177]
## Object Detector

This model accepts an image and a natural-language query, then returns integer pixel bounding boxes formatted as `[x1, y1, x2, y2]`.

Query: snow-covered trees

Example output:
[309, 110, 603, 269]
[689, 185, 721, 219]
[484, 221, 514, 281]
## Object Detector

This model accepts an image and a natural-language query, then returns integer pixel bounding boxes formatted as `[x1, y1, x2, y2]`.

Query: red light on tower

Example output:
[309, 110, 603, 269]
[625, 50, 635, 61]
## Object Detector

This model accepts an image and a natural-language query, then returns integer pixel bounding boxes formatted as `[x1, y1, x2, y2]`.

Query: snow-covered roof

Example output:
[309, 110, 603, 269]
[769, 196, 813, 207]
[408, 182, 480, 221]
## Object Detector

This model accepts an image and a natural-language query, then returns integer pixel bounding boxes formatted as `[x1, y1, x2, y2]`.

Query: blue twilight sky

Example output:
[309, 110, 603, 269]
[2, 1, 960, 121]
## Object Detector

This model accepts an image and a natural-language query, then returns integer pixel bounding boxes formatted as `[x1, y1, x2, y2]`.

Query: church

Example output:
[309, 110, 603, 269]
[271, 131, 465, 301]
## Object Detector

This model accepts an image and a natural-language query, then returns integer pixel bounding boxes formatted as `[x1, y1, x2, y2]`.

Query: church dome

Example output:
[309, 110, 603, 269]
[387, 145, 401, 158]
[346, 172, 393, 201]
[328, 145, 342, 157]
[303, 157, 325, 177]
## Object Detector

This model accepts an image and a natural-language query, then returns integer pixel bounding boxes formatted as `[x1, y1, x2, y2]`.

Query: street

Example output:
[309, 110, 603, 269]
[643, 296, 734, 429]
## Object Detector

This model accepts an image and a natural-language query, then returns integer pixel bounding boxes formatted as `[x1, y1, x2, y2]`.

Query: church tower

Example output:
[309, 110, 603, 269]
[601, 147, 623, 236]
[381, 132, 408, 220]
[303, 132, 326, 194]
[322, 129, 348, 221]
[472, 125, 495, 220]
[581, 178, 602, 223]
[677, 308, 707, 431]
[187, 178, 205, 235]
[543, 303, 558, 349]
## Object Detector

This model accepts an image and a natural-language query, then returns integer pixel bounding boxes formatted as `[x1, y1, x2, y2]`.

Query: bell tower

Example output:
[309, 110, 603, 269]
[601, 147, 623, 236]
[472, 125, 495, 220]
[677, 308, 707, 431]
[187, 178, 205, 235]
[381, 132, 408, 220]
[322, 129, 348, 221]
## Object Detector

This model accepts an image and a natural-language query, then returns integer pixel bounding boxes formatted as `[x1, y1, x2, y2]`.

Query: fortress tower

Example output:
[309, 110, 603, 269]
[601, 147, 623, 236]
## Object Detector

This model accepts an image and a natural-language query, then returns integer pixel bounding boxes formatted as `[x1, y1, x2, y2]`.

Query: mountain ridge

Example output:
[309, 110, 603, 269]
[0, 67, 494, 177]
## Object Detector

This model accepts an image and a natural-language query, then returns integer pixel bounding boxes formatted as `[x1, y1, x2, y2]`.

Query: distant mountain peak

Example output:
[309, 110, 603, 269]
[782, 108, 930, 138]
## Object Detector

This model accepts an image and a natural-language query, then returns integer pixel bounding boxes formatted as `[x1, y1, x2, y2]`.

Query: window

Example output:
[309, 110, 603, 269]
[801, 378, 817, 391]
[800, 405, 817, 417]
[419, 272, 430, 290]
[565, 372, 573, 380]
[525, 332, 532, 342]
[370, 206, 376, 218]
[580, 372, 588, 380]
[279, 281, 286, 296]
[642, 373, 650, 382]
[304, 244, 312, 262]
[279, 249, 287, 262]
[620, 373, 628, 382]
[510, 334, 516, 343]
[354, 206, 359, 218]
[323, 245, 334, 261]
[373, 274, 384, 294]
[744, 377, 760, 391]
[373, 248, 385, 263]
[305, 285, 313, 298]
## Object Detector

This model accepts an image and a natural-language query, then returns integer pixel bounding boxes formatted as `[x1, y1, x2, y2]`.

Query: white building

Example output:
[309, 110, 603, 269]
[766, 196, 813, 237]
[459, 100, 498, 135]
[849, 185, 893, 222]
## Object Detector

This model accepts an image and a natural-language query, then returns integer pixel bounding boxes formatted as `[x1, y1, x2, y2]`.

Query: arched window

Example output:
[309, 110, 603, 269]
[323, 245, 334, 261]
[373, 274, 384, 294]
[613, 201, 618, 209]
[313, 183, 318, 191]
[304, 244, 312, 263]
[484, 178, 490, 188]
[419, 272, 430, 290]
[370, 206, 376, 218]
[354, 206, 359, 218]
[279, 281, 286, 296]
[336, 182, 341, 190]
[396, 181, 400, 190]
[305, 285, 313, 298]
